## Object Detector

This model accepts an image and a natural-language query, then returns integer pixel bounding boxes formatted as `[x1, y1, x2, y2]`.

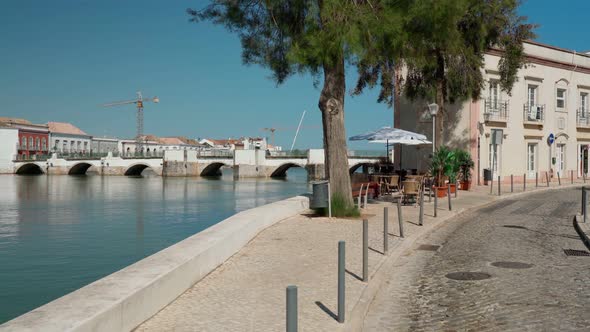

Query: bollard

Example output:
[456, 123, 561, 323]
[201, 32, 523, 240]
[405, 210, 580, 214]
[523, 173, 526, 191]
[429, 185, 432, 203]
[397, 198, 404, 237]
[337, 241, 345, 323]
[447, 185, 452, 211]
[545, 171, 550, 187]
[286, 286, 297, 332]
[383, 207, 389, 254]
[498, 175, 501, 196]
[582, 187, 587, 224]
[585, 172, 587, 183]
[571, 170, 574, 184]
[536, 172, 538, 187]
[362, 219, 368, 282]
[454, 181, 458, 198]
[557, 172, 561, 185]
[490, 177, 493, 194]
[419, 187, 424, 226]
[433, 189, 438, 218]
[511, 174, 514, 193]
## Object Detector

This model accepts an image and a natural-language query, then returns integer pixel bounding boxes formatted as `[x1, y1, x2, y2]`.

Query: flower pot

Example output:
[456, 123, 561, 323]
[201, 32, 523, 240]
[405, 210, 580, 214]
[459, 180, 471, 190]
[434, 186, 447, 197]
[449, 183, 457, 194]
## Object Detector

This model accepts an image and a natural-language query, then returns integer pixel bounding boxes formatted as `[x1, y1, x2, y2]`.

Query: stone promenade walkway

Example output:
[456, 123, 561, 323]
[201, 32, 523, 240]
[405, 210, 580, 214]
[135, 178, 587, 332]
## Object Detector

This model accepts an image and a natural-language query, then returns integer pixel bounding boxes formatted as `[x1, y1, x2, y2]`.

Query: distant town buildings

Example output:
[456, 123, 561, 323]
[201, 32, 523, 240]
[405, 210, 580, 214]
[0, 116, 283, 161]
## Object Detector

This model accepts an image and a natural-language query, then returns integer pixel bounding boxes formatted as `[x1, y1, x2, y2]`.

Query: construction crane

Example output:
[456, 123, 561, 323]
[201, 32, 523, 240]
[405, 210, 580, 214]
[102, 91, 159, 152]
[262, 112, 321, 151]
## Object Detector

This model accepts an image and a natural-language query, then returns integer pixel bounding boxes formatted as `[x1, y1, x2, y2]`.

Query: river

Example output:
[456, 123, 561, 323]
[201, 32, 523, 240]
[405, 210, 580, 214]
[0, 169, 310, 324]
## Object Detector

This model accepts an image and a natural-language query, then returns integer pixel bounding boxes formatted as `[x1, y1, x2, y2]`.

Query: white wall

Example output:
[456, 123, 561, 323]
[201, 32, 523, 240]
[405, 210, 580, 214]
[0, 128, 18, 173]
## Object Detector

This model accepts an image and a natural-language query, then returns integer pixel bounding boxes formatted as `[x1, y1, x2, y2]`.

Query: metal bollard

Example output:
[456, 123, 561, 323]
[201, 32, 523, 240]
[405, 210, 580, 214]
[397, 198, 404, 237]
[498, 175, 501, 196]
[571, 170, 574, 184]
[286, 286, 297, 332]
[511, 174, 514, 193]
[557, 172, 561, 185]
[523, 173, 526, 191]
[419, 187, 424, 226]
[337, 241, 345, 323]
[454, 182, 458, 198]
[585, 172, 587, 183]
[383, 207, 389, 254]
[546, 172, 550, 187]
[490, 177, 493, 194]
[433, 189, 438, 218]
[447, 185, 452, 211]
[536, 172, 538, 187]
[583, 187, 587, 224]
[362, 219, 368, 282]
[429, 185, 432, 203]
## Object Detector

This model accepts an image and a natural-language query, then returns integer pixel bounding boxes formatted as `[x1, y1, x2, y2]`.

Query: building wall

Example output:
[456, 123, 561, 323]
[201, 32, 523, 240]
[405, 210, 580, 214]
[17, 130, 49, 157]
[49, 134, 92, 154]
[91, 138, 119, 154]
[0, 128, 19, 172]
[398, 41, 590, 181]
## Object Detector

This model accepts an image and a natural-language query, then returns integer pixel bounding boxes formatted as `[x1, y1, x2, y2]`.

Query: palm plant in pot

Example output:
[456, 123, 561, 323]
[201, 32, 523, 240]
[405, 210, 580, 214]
[455, 149, 474, 190]
[430, 146, 454, 197]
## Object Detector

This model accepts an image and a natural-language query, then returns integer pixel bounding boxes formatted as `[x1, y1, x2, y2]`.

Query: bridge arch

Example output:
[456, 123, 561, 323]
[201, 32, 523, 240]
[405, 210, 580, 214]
[200, 162, 229, 177]
[270, 163, 306, 178]
[124, 163, 152, 176]
[68, 162, 93, 175]
[15, 163, 45, 175]
[349, 162, 377, 174]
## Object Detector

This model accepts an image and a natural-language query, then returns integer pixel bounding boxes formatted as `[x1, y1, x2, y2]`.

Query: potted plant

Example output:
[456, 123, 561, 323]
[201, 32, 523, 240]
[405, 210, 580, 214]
[430, 146, 454, 197]
[455, 149, 475, 190]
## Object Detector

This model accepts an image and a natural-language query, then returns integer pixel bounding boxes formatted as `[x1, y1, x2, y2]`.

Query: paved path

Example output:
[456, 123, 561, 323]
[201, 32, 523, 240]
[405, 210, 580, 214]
[363, 188, 590, 331]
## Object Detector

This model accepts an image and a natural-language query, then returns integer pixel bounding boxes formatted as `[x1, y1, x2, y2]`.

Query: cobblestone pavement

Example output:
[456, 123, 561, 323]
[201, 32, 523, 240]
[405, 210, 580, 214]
[363, 188, 590, 331]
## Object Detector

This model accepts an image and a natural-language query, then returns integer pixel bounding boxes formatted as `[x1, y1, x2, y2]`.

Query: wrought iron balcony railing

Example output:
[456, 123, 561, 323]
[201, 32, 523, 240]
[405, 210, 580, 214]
[483, 99, 509, 122]
[577, 108, 590, 128]
[523, 103, 545, 124]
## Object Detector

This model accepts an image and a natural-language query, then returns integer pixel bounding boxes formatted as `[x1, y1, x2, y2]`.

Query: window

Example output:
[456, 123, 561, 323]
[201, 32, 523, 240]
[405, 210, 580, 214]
[21, 137, 26, 149]
[528, 85, 538, 106]
[29, 137, 34, 149]
[489, 81, 499, 110]
[556, 88, 566, 109]
[36, 138, 40, 150]
[42, 138, 46, 150]
[527, 143, 537, 176]
[581, 93, 588, 114]
[558, 117, 565, 129]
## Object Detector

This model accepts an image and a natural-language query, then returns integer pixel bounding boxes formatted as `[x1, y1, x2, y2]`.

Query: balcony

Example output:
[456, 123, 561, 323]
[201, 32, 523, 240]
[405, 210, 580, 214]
[577, 108, 590, 129]
[523, 103, 545, 125]
[483, 99, 509, 123]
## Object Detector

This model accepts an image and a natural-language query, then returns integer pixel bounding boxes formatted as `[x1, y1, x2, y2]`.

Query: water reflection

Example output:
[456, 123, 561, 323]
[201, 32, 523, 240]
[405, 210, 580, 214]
[0, 169, 309, 324]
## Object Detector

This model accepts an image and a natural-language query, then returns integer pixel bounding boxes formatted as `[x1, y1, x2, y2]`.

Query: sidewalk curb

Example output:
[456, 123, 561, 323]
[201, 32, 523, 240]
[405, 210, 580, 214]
[346, 183, 584, 332]
[573, 214, 590, 250]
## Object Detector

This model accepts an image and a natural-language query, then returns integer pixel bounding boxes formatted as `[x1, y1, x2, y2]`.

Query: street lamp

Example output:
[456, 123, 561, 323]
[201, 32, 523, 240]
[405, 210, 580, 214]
[428, 103, 439, 154]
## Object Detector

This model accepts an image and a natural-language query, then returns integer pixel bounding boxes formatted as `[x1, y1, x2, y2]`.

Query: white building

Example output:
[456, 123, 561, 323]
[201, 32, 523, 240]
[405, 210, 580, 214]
[47, 122, 92, 155]
[0, 126, 19, 173]
[91, 137, 119, 155]
[120, 136, 203, 156]
[398, 40, 590, 183]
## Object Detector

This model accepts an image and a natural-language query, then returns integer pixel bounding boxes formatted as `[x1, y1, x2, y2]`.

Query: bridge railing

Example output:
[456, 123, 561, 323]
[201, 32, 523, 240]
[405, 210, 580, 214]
[267, 150, 309, 158]
[13, 154, 51, 162]
[121, 151, 165, 159]
[197, 150, 234, 158]
[347, 150, 387, 158]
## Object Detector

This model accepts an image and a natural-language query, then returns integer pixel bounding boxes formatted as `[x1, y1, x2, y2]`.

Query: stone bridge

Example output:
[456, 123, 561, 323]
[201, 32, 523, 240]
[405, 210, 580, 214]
[11, 149, 381, 180]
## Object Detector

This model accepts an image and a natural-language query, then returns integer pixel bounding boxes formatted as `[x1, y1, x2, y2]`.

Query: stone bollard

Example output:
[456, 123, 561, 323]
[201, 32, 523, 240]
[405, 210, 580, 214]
[362, 219, 368, 282]
[557, 172, 561, 185]
[498, 175, 501, 196]
[523, 173, 526, 191]
[447, 185, 452, 211]
[536, 172, 538, 187]
[546, 171, 550, 187]
[286, 286, 297, 332]
[582, 187, 587, 224]
[511, 174, 514, 193]
[419, 187, 424, 226]
[490, 176, 493, 194]
[337, 241, 345, 323]
[383, 207, 388, 254]
[571, 170, 574, 184]
[433, 189, 438, 218]
[397, 198, 405, 237]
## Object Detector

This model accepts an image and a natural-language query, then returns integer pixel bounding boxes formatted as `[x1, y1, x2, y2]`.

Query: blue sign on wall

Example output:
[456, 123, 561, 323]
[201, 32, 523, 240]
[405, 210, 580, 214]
[548, 133, 555, 145]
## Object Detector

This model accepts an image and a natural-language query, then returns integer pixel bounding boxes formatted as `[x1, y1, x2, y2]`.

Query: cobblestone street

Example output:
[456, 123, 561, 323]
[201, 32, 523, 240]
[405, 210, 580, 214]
[363, 188, 590, 331]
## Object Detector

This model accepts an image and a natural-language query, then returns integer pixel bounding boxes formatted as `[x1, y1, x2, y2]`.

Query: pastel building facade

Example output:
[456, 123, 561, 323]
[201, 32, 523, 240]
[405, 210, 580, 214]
[397, 41, 590, 183]
[47, 122, 92, 154]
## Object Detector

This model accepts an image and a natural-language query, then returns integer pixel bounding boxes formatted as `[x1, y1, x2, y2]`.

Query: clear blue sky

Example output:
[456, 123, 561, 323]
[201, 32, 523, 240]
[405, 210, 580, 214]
[1, 0, 588, 150]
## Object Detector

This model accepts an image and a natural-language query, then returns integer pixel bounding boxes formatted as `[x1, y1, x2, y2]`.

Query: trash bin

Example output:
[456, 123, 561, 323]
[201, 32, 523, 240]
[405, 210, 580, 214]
[310, 180, 329, 209]
[483, 168, 492, 185]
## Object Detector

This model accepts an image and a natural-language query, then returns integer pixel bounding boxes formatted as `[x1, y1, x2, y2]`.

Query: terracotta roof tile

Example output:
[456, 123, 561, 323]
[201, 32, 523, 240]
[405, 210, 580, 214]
[47, 122, 88, 135]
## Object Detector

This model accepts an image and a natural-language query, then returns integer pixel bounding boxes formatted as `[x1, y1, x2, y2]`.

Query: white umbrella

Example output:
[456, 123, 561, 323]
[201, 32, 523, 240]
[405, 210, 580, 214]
[350, 127, 430, 165]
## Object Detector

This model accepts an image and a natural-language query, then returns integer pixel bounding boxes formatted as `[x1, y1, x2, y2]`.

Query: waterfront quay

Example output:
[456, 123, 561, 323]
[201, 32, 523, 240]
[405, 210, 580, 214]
[3, 175, 590, 331]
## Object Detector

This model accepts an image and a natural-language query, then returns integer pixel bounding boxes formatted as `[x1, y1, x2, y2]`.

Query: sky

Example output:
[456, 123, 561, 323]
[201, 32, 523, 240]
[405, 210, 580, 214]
[1, 0, 589, 150]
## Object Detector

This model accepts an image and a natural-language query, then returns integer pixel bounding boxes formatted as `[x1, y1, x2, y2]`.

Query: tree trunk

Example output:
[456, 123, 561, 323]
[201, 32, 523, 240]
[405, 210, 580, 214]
[319, 57, 354, 207]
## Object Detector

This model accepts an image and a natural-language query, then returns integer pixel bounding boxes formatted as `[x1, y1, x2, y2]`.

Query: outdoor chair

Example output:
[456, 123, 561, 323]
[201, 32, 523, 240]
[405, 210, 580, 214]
[383, 175, 400, 194]
[401, 180, 420, 205]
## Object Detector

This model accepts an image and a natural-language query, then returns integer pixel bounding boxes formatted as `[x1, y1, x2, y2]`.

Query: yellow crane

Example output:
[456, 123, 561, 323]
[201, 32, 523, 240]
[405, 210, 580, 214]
[102, 91, 159, 152]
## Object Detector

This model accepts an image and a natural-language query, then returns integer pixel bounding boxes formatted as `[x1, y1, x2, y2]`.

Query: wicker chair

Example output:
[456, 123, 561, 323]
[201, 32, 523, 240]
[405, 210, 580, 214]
[401, 180, 420, 205]
[383, 175, 400, 194]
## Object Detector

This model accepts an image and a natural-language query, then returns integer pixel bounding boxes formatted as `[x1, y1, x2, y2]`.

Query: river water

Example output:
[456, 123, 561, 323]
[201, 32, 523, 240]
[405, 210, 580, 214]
[0, 169, 310, 324]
